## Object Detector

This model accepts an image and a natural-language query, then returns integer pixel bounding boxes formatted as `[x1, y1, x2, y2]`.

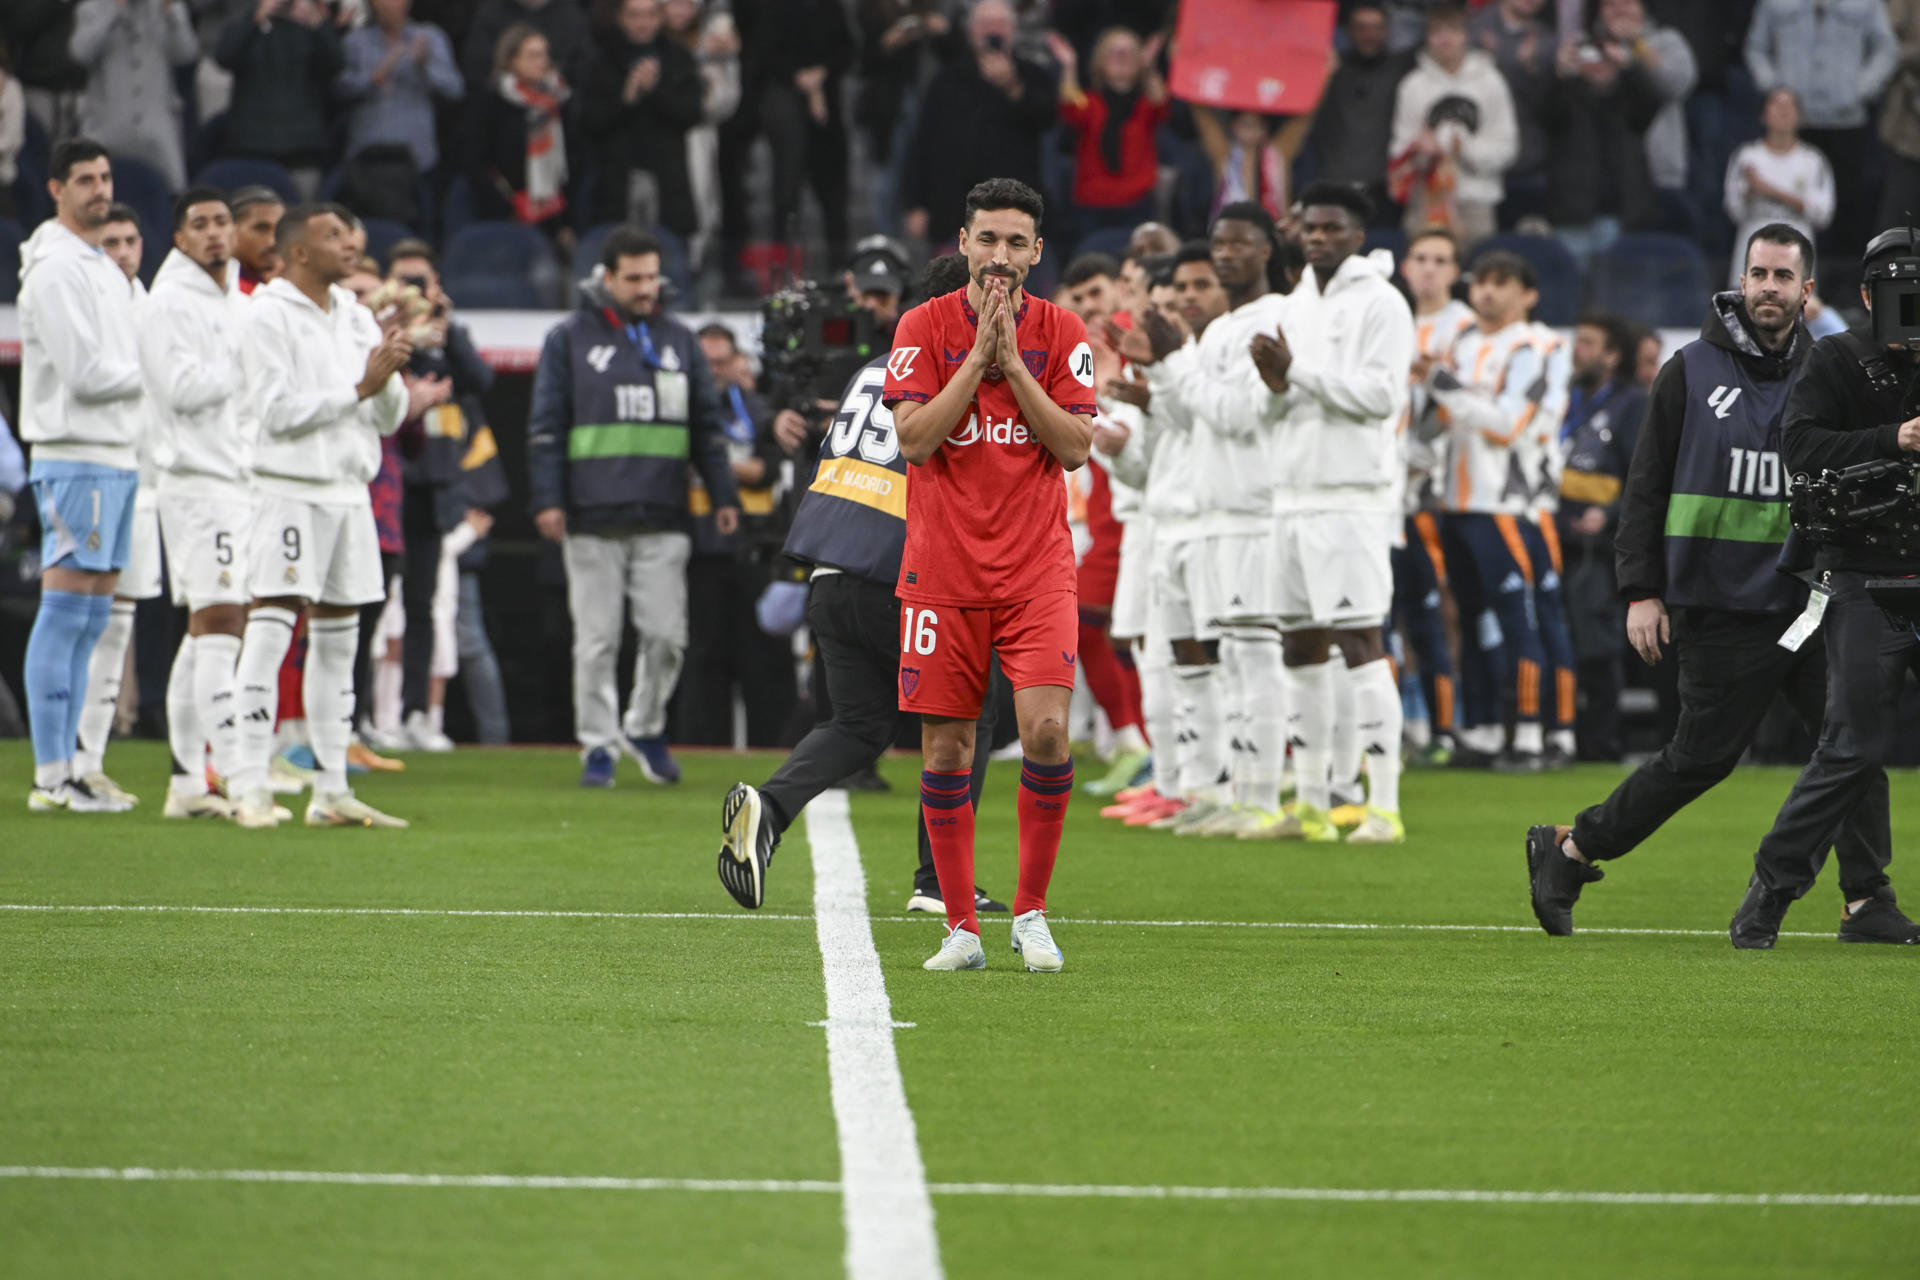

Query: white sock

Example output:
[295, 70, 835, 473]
[1284, 659, 1334, 812]
[1328, 650, 1361, 799]
[1463, 723, 1503, 755]
[74, 598, 135, 777]
[374, 656, 402, 733]
[427, 701, 446, 735]
[1235, 631, 1286, 814]
[1551, 727, 1576, 756]
[1351, 658, 1402, 814]
[1111, 721, 1146, 755]
[274, 717, 308, 754]
[1173, 663, 1227, 803]
[166, 635, 207, 798]
[35, 761, 70, 790]
[233, 607, 297, 794]
[1514, 721, 1544, 755]
[305, 615, 360, 797]
[194, 632, 242, 786]
[1139, 649, 1177, 799]
[1216, 639, 1249, 805]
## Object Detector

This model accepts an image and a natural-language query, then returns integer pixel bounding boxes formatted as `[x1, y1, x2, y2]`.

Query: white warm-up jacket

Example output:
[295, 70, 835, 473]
[140, 249, 254, 497]
[1269, 253, 1416, 513]
[1101, 381, 1207, 544]
[242, 278, 407, 505]
[1143, 292, 1289, 538]
[17, 219, 146, 470]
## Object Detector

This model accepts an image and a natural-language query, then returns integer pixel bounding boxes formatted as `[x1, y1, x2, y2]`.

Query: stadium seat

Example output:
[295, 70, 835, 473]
[14, 113, 53, 227]
[1071, 225, 1134, 264]
[440, 175, 476, 241]
[1588, 233, 1713, 329]
[571, 222, 696, 306]
[193, 157, 299, 205]
[1472, 233, 1581, 326]
[361, 218, 416, 270]
[0, 219, 25, 304]
[1362, 227, 1408, 263]
[106, 155, 178, 280]
[441, 221, 563, 309]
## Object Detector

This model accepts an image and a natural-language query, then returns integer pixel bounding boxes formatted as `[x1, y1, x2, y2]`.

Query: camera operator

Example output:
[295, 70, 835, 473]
[1525, 224, 1917, 946]
[1728, 224, 1920, 949]
[716, 251, 1007, 920]
[770, 234, 916, 458]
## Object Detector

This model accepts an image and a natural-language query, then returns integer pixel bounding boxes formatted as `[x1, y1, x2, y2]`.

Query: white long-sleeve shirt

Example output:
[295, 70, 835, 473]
[140, 248, 254, 497]
[1270, 253, 1415, 513]
[1430, 319, 1569, 516]
[1388, 49, 1520, 206]
[1722, 138, 1835, 287]
[16, 220, 146, 470]
[243, 278, 406, 505]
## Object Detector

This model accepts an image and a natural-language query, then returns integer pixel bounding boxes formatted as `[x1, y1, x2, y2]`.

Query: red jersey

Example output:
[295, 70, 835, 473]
[883, 287, 1097, 607]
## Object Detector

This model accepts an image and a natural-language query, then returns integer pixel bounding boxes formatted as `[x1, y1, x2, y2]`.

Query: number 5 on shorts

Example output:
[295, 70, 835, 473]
[902, 607, 938, 655]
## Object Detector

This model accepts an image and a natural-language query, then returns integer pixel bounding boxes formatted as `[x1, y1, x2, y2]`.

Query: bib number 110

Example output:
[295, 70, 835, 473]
[902, 607, 939, 655]
[1728, 448, 1780, 497]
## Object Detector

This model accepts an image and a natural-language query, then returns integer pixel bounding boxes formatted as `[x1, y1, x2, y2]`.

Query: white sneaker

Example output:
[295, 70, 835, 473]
[1345, 808, 1406, 845]
[163, 790, 233, 819]
[306, 790, 409, 828]
[922, 926, 986, 970]
[403, 711, 455, 753]
[359, 721, 411, 752]
[1010, 909, 1064, 972]
[268, 754, 312, 795]
[905, 892, 946, 914]
[1159, 799, 1227, 834]
[1180, 804, 1250, 837]
[233, 787, 282, 829]
[82, 772, 139, 807]
[28, 784, 69, 812]
[64, 777, 135, 813]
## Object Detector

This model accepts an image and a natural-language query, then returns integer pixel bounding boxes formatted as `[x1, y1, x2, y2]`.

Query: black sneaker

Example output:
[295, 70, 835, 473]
[1730, 875, 1793, 949]
[1493, 751, 1546, 774]
[975, 886, 1008, 913]
[1838, 887, 1920, 944]
[1542, 745, 1575, 772]
[906, 886, 1008, 914]
[1525, 825, 1603, 936]
[837, 765, 891, 792]
[717, 783, 778, 909]
[1449, 742, 1499, 770]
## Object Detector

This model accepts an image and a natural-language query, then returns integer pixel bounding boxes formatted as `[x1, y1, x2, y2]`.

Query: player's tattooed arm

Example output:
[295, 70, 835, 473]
[894, 286, 1001, 465]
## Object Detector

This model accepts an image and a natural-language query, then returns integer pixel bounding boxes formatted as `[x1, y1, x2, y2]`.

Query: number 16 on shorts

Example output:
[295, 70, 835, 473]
[903, 606, 939, 656]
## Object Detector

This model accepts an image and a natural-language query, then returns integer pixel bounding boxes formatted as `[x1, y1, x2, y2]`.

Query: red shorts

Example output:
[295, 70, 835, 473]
[898, 589, 1079, 718]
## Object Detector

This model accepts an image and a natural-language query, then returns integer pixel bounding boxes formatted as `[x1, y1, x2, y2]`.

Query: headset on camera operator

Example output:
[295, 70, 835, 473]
[1723, 221, 1920, 949]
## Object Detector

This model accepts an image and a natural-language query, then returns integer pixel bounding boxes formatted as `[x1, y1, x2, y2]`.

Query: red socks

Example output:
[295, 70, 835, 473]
[1015, 757, 1074, 916]
[1077, 621, 1144, 732]
[920, 769, 978, 935]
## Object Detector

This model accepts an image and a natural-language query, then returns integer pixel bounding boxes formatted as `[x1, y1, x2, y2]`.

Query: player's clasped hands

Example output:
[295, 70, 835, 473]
[971, 273, 1011, 369]
[358, 330, 413, 401]
[1250, 328, 1291, 393]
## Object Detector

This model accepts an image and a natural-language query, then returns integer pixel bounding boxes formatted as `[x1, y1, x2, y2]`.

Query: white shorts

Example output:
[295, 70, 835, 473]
[1148, 535, 1219, 643]
[158, 490, 254, 609]
[119, 489, 164, 601]
[246, 494, 385, 607]
[1272, 509, 1395, 630]
[1110, 517, 1153, 641]
[1199, 530, 1276, 625]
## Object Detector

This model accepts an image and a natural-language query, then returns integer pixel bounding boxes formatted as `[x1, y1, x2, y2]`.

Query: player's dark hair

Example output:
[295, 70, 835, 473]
[964, 178, 1045, 232]
[602, 224, 664, 272]
[1295, 180, 1374, 227]
[1746, 221, 1815, 279]
[1575, 311, 1635, 366]
[172, 186, 230, 231]
[1426, 3, 1468, 29]
[50, 137, 110, 183]
[1407, 226, 1460, 263]
[386, 237, 438, 272]
[919, 251, 971, 298]
[697, 322, 738, 352]
[104, 202, 141, 232]
[1213, 200, 1278, 242]
[273, 203, 340, 255]
[1470, 249, 1537, 290]
[1062, 252, 1120, 289]
[1141, 252, 1177, 289]
[1173, 240, 1214, 270]
[230, 185, 285, 219]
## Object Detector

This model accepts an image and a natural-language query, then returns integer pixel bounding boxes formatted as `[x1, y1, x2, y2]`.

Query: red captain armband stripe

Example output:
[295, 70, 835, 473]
[889, 391, 932, 404]
[1064, 403, 1098, 416]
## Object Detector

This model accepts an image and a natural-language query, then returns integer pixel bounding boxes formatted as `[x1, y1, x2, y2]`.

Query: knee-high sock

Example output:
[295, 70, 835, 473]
[167, 635, 206, 797]
[1328, 650, 1361, 796]
[1172, 663, 1226, 802]
[194, 632, 242, 786]
[1285, 659, 1335, 813]
[1016, 757, 1073, 915]
[1077, 620, 1143, 732]
[306, 615, 360, 796]
[1138, 648, 1177, 799]
[73, 598, 135, 777]
[1350, 657, 1403, 814]
[1216, 638, 1250, 805]
[921, 768, 978, 935]
[1234, 630, 1286, 814]
[233, 607, 298, 795]
[373, 652, 402, 732]
[24, 589, 103, 783]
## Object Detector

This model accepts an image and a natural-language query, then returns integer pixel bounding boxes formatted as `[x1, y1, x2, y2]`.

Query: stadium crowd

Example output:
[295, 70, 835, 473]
[1, 0, 1915, 837]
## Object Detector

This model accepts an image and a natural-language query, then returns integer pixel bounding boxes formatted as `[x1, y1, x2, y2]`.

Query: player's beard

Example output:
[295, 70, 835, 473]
[978, 265, 1021, 292]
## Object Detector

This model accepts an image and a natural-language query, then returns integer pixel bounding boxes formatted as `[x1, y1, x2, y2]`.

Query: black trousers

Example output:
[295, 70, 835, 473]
[1571, 603, 1890, 903]
[1751, 572, 1906, 901]
[758, 574, 998, 896]
[400, 485, 441, 718]
[673, 554, 797, 747]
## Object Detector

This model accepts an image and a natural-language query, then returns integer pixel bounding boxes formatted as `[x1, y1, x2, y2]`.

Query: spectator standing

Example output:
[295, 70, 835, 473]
[1388, 5, 1518, 246]
[1540, 17, 1665, 267]
[336, 0, 464, 178]
[581, 0, 704, 238]
[463, 0, 591, 97]
[899, 0, 1054, 246]
[5, 0, 87, 140]
[1745, 0, 1896, 295]
[855, 0, 951, 230]
[664, 0, 740, 268]
[215, 0, 347, 198]
[467, 25, 574, 247]
[1308, 4, 1412, 226]
[0, 46, 23, 219]
[1878, 0, 1920, 232]
[68, 0, 200, 192]
[1189, 105, 1312, 225]
[1592, 0, 1696, 234]
[1723, 89, 1833, 288]
[526, 226, 741, 788]
[738, 0, 855, 274]
[1047, 27, 1169, 240]
[1470, 0, 1557, 224]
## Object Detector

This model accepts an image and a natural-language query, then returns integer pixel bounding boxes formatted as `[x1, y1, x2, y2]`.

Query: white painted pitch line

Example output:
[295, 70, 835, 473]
[0, 902, 1828, 940]
[2, 1167, 1915, 1209]
[804, 790, 944, 1280]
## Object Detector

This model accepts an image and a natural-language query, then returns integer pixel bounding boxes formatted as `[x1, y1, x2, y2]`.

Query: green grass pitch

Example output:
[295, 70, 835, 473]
[2, 741, 1917, 1278]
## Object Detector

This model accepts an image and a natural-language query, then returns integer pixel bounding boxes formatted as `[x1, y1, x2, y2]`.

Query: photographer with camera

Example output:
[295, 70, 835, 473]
[1725, 224, 1920, 948]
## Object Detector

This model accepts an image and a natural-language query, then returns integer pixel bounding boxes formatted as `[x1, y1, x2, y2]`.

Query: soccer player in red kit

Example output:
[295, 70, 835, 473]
[884, 178, 1097, 973]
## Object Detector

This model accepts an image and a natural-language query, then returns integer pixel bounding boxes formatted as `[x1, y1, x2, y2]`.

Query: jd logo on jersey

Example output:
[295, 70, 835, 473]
[888, 347, 921, 380]
[586, 345, 616, 373]
[1708, 385, 1742, 420]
